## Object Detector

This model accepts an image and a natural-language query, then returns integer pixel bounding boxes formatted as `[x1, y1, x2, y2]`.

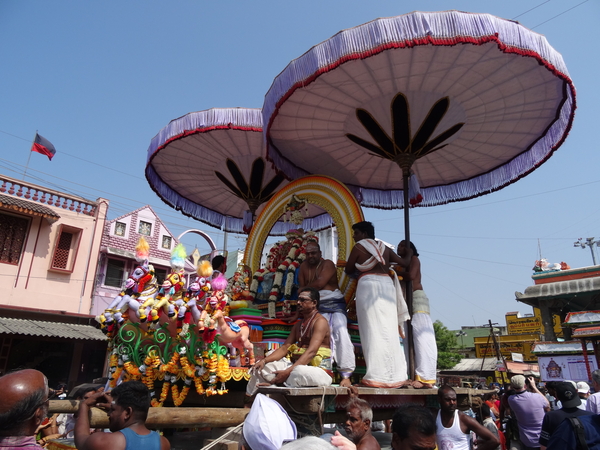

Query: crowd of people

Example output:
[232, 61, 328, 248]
[5, 367, 600, 450]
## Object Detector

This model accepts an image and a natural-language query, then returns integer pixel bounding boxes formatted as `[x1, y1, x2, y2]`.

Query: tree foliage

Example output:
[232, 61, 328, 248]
[434, 320, 463, 370]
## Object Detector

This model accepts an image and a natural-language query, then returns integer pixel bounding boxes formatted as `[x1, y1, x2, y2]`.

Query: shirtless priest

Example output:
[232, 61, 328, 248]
[292, 241, 355, 387]
[345, 221, 412, 388]
[246, 287, 333, 395]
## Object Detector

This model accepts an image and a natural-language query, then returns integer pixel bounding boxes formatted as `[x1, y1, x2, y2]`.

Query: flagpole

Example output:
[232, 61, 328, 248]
[23, 130, 37, 181]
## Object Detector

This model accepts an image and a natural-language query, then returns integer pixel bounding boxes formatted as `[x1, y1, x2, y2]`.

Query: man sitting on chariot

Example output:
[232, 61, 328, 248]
[246, 286, 332, 395]
[284, 240, 355, 388]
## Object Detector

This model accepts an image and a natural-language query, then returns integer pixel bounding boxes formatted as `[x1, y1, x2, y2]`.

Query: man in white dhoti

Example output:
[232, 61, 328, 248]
[294, 241, 356, 388]
[246, 287, 333, 395]
[345, 221, 412, 388]
[397, 240, 437, 389]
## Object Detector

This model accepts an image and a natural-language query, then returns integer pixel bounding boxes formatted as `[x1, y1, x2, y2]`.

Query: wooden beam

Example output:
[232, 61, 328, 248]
[48, 402, 248, 428]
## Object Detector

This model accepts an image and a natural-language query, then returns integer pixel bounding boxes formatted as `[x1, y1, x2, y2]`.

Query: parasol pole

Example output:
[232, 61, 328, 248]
[397, 154, 416, 380]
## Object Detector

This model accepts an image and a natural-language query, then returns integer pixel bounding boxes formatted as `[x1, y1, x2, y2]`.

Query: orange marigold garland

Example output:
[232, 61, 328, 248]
[180, 355, 195, 378]
[194, 354, 206, 395]
[151, 377, 171, 407]
[160, 352, 180, 375]
[216, 354, 230, 395]
[123, 356, 141, 379]
[205, 353, 218, 396]
[172, 378, 192, 406]
[141, 351, 160, 394]
[108, 352, 124, 389]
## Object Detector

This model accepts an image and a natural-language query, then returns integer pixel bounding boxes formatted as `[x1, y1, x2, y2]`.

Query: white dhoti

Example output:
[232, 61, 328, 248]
[412, 289, 437, 384]
[246, 358, 333, 396]
[319, 289, 356, 377]
[355, 273, 408, 387]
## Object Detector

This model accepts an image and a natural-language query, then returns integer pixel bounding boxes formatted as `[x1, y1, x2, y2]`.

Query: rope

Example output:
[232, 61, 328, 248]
[199, 422, 244, 450]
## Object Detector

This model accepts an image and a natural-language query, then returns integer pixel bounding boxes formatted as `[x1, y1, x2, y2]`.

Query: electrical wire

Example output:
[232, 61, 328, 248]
[531, 0, 590, 29]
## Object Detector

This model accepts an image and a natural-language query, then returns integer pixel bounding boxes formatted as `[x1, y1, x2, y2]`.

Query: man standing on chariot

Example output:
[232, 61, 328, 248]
[345, 221, 412, 388]
[297, 240, 355, 387]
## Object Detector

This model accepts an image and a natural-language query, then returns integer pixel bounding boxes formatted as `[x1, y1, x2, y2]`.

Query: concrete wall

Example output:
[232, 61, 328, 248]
[1, 196, 108, 314]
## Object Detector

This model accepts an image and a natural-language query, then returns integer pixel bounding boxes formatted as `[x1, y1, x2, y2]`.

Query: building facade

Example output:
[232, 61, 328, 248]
[0, 174, 108, 387]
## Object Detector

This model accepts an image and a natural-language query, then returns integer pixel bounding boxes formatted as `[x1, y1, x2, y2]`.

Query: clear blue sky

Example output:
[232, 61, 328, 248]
[1, 0, 598, 330]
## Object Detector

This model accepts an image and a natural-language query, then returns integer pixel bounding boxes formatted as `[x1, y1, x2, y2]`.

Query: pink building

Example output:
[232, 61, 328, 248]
[91, 205, 181, 317]
[0, 174, 109, 387]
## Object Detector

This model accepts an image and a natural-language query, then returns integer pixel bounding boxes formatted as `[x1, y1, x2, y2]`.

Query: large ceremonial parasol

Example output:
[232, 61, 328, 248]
[145, 107, 335, 235]
[263, 10, 576, 247]
[262, 10, 575, 375]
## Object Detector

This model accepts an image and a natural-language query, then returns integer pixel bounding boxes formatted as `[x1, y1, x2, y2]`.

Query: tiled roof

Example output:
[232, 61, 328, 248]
[0, 317, 106, 341]
[0, 193, 60, 221]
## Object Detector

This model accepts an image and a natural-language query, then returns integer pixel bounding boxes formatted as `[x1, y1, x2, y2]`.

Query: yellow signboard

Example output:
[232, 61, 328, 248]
[505, 308, 563, 337]
[474, 334, 538, 362]
[495, 370, 510, 383]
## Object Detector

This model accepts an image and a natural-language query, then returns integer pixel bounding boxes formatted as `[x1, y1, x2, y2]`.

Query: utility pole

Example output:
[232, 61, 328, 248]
[574, 237, 599, 266]
[456, 331, 467, 349]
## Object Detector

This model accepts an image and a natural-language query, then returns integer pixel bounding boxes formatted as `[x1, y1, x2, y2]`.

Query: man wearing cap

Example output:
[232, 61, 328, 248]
[507, 375, 550, 450]
[539, 382, 593, 450]
[240, 394, 296, 450]
[577, 381, 591, 410]
[246, 286, 332, 395]
[0, 369, 49, 450]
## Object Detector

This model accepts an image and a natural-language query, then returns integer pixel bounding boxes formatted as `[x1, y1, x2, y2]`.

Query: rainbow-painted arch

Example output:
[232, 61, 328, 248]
[244, 175, 364, 293]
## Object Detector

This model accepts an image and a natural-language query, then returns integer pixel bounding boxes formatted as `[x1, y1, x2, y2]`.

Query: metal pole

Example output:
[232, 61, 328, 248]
[402, 166, 415, 380]
[23, 131, 36, 180]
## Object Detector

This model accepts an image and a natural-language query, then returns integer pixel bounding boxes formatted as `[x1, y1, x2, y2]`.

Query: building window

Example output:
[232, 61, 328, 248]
[162, 235, 172, 250]
[115, 222, 126, 236]
[49, 225, 82, 273]
[139, 221, 152, 236]
[0, 212, 29, 265]
[105, 258, 125, 288]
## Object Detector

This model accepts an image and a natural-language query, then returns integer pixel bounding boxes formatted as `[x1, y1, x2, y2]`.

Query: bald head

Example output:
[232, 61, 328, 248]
[0, 369, 48, 436]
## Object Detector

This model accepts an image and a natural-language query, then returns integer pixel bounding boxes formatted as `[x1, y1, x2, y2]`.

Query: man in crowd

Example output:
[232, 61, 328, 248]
[586, 369, 600, 413]
[57, 386, 98, 438]
[343, 398, 380, 450]
[507, 375, 550, 450]
[391, 404, 437, 450]
[480, 404, 501, 450]
[74, 380, 170, 450]
[436, 385, 499, 450]
[246, 286, 332, 395]
[540, 381, 593, 450]
[397, 240, 437, 388]
[546, 413, 600, 450]
[297, 240, 355, 388]
[0, 369, 49, 450]
[577, 381, 590, 410]
[345, 221, 412, 388]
